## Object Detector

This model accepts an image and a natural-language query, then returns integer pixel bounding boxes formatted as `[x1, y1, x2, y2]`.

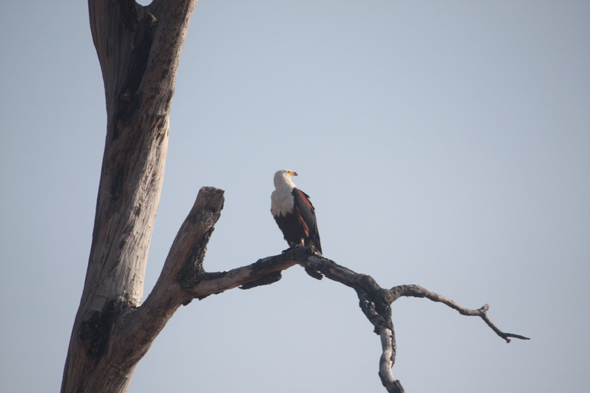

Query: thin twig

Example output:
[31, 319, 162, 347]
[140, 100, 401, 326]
[390, 284, 530, 343]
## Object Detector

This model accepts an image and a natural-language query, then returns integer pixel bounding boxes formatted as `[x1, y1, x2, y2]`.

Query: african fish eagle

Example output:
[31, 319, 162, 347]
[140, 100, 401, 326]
[271, 169, 322, 254]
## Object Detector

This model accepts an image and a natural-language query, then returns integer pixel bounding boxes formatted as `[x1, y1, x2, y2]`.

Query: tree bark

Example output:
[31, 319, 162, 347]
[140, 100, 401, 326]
[61, 1, 198, 391]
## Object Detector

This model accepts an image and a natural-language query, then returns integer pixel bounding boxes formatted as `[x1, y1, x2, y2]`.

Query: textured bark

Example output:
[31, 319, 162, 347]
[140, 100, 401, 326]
[61, 1, 199, 392]
[295, 255, 530, 392]
[229, 252, 529, 393]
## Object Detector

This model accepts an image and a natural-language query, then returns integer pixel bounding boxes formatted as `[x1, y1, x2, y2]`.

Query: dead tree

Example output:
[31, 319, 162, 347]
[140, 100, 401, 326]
[61, 1, 528, 392]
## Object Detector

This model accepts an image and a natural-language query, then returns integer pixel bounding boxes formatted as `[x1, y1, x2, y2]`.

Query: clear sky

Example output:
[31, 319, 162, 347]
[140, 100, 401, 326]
[1, 1, 589, 392]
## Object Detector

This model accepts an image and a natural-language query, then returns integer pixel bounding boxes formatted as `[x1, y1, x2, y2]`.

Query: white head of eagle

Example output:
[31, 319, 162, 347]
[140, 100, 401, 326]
[271, 170, 322, 254]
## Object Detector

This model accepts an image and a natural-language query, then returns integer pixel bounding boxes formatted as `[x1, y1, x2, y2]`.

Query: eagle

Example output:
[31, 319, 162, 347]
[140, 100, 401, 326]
[271, 169, 322, 254]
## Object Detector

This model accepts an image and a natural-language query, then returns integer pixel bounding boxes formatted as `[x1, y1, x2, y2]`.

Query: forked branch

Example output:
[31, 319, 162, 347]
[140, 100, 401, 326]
[297, 256, 530, 392]
[389, 284, 531, 343]
[138, 187, 528, 393]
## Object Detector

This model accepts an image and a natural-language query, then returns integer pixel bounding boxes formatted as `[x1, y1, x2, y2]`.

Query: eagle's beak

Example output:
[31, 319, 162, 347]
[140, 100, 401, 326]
[292, 171, 298, 177]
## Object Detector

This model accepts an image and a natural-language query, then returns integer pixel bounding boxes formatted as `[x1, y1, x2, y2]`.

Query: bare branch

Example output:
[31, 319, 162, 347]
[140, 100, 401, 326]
[132, 188, 528, 393]
[137, 207, 529, 393]
[134, 186, 226, 320]
[294, 255, 526, 389]
[74, 176, 528, 393]
[389, 284, 531, 343]
[192, 246, 313, 296]
[378, 328, 405, 393]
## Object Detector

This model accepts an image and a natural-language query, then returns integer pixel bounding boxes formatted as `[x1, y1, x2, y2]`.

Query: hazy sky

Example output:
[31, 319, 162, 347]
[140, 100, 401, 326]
[1, 1, 589, 392]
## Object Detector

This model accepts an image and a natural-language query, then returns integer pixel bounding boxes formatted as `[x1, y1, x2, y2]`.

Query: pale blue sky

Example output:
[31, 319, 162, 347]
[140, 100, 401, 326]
[1, 1, 589, 392]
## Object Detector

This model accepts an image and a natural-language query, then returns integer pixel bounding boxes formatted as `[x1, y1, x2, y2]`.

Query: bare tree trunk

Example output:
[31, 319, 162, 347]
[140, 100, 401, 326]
[61, 1, 198, 391]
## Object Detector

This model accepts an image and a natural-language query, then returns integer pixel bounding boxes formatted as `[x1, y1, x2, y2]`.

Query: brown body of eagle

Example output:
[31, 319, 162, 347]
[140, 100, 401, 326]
[271, 170, 322, 254]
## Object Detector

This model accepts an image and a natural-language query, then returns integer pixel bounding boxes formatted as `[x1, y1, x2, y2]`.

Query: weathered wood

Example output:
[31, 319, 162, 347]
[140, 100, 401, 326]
[293, 254, 527, 391]
[64, 1, 528, 392]
[62, 185, 223, 393]
[61, 1, 198, 392]
[154, 246, 528, 393]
